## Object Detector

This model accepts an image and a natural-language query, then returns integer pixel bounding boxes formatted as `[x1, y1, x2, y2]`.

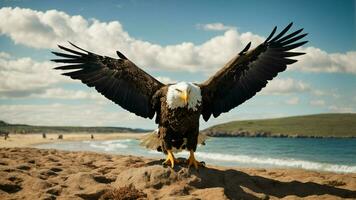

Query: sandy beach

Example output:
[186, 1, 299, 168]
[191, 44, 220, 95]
[0, 133, 146, 148]
[0, 134, 356, 199]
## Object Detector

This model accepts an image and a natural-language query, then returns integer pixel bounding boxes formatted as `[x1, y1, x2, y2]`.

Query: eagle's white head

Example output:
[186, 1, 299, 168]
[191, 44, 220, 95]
[166, 82, 202, 111]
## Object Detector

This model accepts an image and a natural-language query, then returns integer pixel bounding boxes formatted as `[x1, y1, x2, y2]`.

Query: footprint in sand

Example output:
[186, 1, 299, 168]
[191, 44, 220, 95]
[46, 185, 62, 196]
[16, 164, 31, 171]
[0, 183, 22, 194]
[93, 175, 116, 184]
[50, 167, 63, 173]
[38, 169, 58, 180]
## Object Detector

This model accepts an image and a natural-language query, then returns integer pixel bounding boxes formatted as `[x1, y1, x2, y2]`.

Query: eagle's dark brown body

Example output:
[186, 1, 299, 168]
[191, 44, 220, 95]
[153, 86, 202, 153]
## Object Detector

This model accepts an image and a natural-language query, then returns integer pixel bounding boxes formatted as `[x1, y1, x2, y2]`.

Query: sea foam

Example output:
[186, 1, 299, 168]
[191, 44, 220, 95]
[193, 152, 356, 173]
[89, 140, 128, 152]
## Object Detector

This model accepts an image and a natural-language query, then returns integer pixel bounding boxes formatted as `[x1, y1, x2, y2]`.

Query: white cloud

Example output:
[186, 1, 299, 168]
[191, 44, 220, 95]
[293, 47, 356, 74]
[30, 88, 105, 101]
[285, 97, 300, 105]
[0, 55, 69, 97]
[0, 53, 116, 102]
[196, 23, 236, 31]
[0, 87, 111, 106]
[261, 78, 310, 95]
[328, 105, 354, 113]
[156, 76, 177, 84]
[0, 52, 11, 59]
[310, 99, 325, 106]
[0, 103, 150, 127]
[311, 89, 340, 99]
[312, 90, 327, 96]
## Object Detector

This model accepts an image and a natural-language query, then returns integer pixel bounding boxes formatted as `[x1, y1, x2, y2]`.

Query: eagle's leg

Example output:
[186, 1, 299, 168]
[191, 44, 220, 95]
[187, 150, 205, 169]
[162, 150, 179, 168]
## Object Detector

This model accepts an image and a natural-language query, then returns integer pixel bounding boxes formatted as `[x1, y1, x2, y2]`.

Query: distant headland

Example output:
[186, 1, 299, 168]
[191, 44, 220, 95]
[0, 120, 150, 134]
[201, 113, 356, 138]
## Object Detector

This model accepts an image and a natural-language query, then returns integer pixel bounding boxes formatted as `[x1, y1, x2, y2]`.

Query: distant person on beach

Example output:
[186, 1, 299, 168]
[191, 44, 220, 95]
[91, 134, 94, 139]
[1, 131, 9, 140]
[58, 134, 63, 139]
[42, 133, 46, 139]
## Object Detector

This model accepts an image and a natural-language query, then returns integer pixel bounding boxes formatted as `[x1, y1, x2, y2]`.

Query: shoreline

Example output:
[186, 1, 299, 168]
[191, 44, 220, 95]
[0, 133, 146, 148]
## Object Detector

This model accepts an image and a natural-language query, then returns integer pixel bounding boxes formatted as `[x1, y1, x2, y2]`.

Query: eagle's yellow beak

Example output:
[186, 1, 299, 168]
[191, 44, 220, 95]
[180, 90, 188, 105]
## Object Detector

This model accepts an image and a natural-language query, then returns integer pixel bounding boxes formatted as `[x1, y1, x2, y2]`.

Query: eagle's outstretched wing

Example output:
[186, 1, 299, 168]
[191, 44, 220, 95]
[199, 23, 308, 121]
[52, 43, 164, 119]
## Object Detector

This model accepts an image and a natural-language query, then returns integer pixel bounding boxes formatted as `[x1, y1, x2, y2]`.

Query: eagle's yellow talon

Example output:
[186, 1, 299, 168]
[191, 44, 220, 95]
[187, 150, 204, 169]
[162, 150, 178, 168]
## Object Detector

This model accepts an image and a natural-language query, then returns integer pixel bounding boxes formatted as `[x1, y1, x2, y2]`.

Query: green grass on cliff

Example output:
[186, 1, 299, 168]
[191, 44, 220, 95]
[205, 113, 356, 137]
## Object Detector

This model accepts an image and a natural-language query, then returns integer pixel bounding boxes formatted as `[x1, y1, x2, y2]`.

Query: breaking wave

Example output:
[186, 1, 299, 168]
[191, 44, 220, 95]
[194, 152, 356, 173]
[89, 140, 129, 152]
[147, 150, 356, 173]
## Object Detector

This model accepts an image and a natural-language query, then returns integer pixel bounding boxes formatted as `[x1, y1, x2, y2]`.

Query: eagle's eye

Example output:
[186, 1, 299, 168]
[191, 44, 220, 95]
[175, 88, 182, 92]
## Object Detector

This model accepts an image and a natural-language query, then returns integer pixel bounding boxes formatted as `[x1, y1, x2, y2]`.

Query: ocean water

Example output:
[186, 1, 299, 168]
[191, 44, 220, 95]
[35, 137, 356, 173]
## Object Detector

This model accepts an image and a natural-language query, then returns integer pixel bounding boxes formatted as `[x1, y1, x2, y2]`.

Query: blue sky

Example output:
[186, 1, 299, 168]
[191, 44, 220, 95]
[0, 0, 355, 129]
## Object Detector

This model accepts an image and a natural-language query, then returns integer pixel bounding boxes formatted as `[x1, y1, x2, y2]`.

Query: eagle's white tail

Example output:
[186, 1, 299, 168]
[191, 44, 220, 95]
[140, 129, 161, 150]
[140, 129, 209, 151]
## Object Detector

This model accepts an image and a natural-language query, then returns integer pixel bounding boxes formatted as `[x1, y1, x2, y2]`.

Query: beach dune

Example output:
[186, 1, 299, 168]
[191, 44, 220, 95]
[0, 147, 355, 200]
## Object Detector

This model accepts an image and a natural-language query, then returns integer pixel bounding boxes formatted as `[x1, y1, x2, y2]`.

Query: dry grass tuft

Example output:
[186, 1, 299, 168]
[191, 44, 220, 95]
[100, 186, 147, 200]
[325, 180, 346, 187]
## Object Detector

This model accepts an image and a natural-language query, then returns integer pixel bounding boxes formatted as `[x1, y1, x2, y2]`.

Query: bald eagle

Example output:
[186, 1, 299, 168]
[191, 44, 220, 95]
[52, 23, 307, 168]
